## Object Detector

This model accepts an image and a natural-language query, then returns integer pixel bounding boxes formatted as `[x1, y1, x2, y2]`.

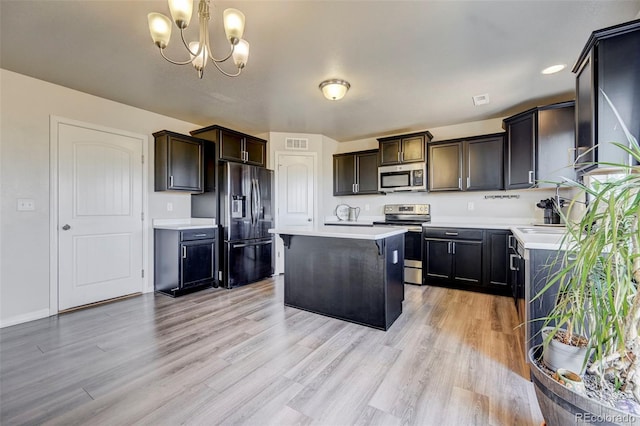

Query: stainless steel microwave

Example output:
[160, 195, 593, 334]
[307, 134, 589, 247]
[378, 163, 427, 192]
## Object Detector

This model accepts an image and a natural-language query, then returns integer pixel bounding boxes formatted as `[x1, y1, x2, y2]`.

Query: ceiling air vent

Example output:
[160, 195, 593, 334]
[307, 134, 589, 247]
[472, 93, 490, 106]
[285, 137, 309, 150]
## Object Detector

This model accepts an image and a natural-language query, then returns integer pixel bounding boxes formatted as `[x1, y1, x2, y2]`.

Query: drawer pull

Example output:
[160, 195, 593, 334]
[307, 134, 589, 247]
[193, 233, 208, 237]
[445, 232, 459, 236]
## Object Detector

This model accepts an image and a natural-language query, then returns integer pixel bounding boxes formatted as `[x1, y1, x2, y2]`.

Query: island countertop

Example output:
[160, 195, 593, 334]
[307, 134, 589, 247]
[269, 225, 407, 240]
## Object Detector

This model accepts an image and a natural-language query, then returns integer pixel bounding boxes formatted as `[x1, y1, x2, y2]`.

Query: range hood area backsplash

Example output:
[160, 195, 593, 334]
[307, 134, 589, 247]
[331, 187, 580, 225]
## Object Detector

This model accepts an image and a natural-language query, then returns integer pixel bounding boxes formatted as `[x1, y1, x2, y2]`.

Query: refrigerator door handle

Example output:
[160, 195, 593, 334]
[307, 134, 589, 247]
[249, 178, 255, 225]
[256, 178, 262, 220]
[252, 178, 259, 225]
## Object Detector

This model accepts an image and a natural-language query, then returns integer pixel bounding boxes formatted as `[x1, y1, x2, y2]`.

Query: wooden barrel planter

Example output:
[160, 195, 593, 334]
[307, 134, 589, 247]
[529, 348, 640, 425]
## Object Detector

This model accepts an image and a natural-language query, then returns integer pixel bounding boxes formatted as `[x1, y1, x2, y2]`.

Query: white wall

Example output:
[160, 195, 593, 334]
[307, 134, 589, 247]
[267, 132, 339, 273]
[0, 69, 199, 327]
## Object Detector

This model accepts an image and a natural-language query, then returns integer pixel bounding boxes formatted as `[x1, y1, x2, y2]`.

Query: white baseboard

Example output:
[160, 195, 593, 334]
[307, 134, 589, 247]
[0, 308, 51, 328]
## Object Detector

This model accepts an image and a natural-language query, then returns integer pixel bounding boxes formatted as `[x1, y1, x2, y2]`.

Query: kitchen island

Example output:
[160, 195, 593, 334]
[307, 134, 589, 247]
[269, 225, 407, 330]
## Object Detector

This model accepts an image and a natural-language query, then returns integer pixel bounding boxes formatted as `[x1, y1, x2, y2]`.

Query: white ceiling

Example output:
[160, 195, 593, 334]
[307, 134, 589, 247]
[1, 1, 639, 142]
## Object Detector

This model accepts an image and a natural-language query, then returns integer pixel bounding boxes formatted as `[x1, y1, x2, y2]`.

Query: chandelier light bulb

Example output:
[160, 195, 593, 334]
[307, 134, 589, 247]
[232, 39, 250, 69]
[147, 13, 172, 48]
[189, 42, 208, 72]
[168, 0, 193, 29]
[223, 8, 246, 43]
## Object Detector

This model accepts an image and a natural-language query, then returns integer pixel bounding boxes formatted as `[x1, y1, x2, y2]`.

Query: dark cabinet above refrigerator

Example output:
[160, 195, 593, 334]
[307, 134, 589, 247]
[190, 124, 267, 167]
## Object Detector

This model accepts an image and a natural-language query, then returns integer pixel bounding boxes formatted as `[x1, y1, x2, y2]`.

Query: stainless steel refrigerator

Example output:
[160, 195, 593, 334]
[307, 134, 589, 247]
[218, 162, 274, 288]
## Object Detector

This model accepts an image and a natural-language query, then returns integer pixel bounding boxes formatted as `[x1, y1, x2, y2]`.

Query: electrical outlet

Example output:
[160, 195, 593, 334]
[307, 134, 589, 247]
[467, 201, 475, 211]
[17, 198, 35, 211]
[167, 202, 173, 212]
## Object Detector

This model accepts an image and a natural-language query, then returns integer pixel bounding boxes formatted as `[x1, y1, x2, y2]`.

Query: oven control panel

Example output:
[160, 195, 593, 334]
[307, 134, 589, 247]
[383, 204, 430, 215]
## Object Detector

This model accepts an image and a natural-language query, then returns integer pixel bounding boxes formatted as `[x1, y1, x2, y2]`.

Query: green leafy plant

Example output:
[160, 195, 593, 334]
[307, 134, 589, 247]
[535, 90, 640, 400]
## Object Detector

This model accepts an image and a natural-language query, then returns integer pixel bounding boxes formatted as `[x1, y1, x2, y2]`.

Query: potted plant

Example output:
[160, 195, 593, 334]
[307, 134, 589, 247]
[530, 91, 640, 423]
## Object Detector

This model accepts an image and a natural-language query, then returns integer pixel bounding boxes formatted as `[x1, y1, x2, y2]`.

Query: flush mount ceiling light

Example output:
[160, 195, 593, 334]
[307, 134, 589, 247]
[541, 64, 566, 75]
[319, 79, 351, 101]
[148, 0, 249, 79]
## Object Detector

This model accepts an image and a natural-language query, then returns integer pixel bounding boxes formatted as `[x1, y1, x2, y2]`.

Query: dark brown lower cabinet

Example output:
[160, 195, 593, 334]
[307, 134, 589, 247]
[423, 227, 511, 295]
[154, 228, 217, 297]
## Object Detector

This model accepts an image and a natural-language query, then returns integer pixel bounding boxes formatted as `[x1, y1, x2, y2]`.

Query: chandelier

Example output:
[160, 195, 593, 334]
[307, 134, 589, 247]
[147, 0, 249, 79]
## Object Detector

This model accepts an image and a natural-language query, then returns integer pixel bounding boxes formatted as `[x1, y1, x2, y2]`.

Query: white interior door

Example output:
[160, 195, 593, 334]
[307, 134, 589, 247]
[275, 153, 316, 273]
[57, 122, 143, 311]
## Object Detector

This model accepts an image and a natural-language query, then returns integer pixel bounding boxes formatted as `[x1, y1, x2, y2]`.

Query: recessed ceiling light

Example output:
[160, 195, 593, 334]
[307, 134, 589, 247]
[541, 64, 566, 75]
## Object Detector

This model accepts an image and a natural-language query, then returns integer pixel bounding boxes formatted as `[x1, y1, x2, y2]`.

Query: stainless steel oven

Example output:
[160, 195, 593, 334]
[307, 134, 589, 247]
[374, 204, 430, 285]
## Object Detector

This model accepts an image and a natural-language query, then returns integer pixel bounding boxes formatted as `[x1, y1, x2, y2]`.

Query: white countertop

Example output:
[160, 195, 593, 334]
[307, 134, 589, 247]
[269, 225, 407, 240]
[425, 221, 568, 250]
[153, 218, 217, 230]
[323, 219, 375, 226]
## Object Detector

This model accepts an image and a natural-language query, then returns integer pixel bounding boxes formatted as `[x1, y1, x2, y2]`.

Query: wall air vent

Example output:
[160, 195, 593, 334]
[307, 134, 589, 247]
[472, 93, 490, 106]
[285, 138, 309, 150]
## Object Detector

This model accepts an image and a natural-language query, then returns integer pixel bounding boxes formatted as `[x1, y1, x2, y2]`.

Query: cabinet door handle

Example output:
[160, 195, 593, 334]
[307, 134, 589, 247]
[447, 241, 451, 254]
[528, 170, 534, 184]
[170, 175, 174, 187]
[458, 177, 462, 189]
[509, 254, 517, 271]
[400, 151, 404, 162]
[508, 235, 515, 249]
[452, 242, 456, 255]
[182, 246, 187, 258]
[355, 183, 359, 193]
[397, 151, 401, 163]
[445, 232, 458, 236]
[466, 177, 470, 188]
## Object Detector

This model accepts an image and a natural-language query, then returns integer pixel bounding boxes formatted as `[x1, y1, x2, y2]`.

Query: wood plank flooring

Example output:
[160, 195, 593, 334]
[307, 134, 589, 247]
[0, 276, 543, 425]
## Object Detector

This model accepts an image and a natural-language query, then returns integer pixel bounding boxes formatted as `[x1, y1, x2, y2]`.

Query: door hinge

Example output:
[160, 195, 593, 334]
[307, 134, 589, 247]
[141, 269, 145, 278]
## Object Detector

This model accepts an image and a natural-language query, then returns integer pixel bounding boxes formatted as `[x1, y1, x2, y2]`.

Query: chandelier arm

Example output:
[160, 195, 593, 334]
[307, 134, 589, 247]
[180, 29, 201, 57]
[205, 29, 235, 63]
[210, 59, 243, 77]
[159, 48, 196, 66]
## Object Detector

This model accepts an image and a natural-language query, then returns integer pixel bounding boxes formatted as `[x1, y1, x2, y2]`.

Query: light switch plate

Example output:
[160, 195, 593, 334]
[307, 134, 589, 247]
[17, 198, 35, 211]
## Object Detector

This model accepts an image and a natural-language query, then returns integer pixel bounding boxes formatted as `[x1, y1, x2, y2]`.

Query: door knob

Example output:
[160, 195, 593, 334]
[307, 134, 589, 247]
[62, 224, 71, 230]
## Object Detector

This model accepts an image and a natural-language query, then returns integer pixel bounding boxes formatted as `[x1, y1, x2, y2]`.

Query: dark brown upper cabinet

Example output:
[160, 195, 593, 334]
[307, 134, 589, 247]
[503, 101, 575, 189]
[190, 125, 267, 167]
[378, 131, 433, 166]
[573, 19, 640, 171]
[428, 133, 504, 192]
[333, 149, 380, 196]
[153, 130, 203, 193]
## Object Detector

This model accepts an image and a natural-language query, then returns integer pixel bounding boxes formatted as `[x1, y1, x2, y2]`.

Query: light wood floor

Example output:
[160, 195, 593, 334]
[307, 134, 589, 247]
[0, 276, 543, 425]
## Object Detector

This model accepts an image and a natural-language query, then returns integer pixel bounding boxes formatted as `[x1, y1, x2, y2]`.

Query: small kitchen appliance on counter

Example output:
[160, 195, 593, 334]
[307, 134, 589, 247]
[536, 198, 564, 224]
[373, 204, 430, 285]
